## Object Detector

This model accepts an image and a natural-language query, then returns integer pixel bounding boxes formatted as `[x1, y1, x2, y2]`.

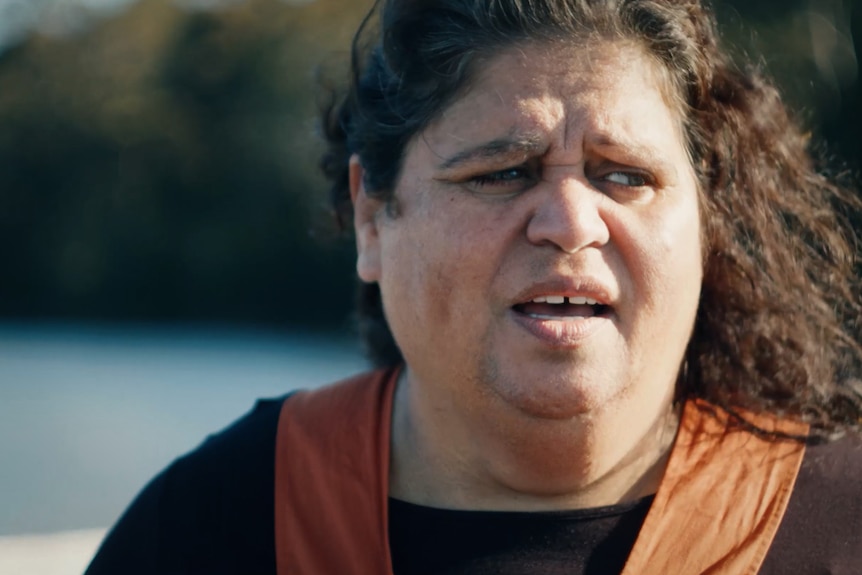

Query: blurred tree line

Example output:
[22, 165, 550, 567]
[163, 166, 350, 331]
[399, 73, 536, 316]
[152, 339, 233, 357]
[0, 0, 859, 331]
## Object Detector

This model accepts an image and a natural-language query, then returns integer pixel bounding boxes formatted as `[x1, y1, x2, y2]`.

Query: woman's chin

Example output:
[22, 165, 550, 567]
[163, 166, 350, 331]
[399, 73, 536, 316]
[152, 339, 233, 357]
[484, 371, 623, 422]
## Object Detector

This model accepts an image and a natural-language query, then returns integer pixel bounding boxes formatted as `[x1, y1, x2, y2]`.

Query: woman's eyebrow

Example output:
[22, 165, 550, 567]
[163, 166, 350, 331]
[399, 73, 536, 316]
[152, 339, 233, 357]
[437, 135, 545, 170]
[588, 133, 680, 179]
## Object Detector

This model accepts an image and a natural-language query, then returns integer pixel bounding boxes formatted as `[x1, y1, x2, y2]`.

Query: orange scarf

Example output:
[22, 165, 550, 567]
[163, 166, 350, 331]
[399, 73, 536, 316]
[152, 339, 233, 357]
[274, 368, 807, 574]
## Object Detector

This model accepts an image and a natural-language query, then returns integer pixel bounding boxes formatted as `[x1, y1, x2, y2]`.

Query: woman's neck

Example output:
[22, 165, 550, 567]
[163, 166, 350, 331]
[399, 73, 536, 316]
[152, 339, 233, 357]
[388, 371, 681, 512]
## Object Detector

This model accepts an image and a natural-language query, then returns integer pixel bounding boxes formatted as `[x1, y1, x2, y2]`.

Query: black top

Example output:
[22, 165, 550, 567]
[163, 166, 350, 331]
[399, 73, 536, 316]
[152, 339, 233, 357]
[85, 396, 862, 575]
[389, 496, 651, 575]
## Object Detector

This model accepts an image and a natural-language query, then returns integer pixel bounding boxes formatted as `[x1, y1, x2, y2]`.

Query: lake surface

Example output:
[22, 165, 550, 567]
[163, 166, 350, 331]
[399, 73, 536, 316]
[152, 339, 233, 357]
[0, 322, 368, 536]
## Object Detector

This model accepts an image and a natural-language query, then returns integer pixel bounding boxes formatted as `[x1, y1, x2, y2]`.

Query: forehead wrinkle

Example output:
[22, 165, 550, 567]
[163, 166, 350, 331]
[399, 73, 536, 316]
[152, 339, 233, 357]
[435, 130, 546, 170]
[428, 41, 688, 174]
[549, 53, 686, 172]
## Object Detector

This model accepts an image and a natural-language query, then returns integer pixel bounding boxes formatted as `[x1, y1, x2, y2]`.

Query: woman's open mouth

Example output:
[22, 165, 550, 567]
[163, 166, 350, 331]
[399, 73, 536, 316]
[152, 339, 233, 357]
[512, 295, 612, 321]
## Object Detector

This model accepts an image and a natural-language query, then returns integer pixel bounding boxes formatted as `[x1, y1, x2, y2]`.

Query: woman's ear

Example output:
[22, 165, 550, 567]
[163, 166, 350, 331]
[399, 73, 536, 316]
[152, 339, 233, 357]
[350, 155, 383, 283]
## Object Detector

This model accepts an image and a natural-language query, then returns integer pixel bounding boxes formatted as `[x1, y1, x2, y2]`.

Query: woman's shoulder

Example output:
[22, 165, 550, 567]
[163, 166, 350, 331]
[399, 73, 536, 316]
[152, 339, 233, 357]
[793, 431, 862, 519]
[800, 431, 862, 473]
[85, 395, 288, 575]
[189, 395, 288, 466]
[158, 394, 289, 491]
[759, 432, 862, 574]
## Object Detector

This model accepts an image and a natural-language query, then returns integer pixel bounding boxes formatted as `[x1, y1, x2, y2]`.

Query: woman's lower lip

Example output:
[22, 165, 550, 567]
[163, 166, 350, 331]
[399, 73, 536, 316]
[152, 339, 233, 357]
[510, 310, 609, 346]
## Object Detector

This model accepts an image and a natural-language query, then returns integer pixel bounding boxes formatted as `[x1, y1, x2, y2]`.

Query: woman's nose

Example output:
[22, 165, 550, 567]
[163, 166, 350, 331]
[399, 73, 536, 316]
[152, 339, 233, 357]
[525, 174, 610, 254]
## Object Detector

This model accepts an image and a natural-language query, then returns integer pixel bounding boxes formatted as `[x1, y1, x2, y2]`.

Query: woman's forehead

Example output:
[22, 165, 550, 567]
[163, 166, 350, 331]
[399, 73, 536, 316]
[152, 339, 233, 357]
[421, 41, 689, 164]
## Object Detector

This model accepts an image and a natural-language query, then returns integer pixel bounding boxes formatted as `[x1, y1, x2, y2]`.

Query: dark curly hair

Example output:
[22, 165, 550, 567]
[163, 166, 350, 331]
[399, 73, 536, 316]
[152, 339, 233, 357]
[320, 0, 862, 438]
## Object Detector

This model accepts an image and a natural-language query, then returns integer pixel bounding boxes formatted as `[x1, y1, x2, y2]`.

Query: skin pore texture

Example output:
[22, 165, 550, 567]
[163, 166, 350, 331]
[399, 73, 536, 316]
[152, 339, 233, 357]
[351, 41, 704, 511]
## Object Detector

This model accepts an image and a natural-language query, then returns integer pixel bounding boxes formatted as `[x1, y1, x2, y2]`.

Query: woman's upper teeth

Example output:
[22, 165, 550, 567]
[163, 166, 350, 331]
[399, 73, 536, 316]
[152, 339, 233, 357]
[532, 296, 599, 305]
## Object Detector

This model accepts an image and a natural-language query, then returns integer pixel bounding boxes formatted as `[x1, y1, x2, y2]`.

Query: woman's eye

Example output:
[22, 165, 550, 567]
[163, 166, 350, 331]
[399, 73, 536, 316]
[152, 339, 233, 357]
[602, 171, 650, 187]
[470, 167, 534, 188]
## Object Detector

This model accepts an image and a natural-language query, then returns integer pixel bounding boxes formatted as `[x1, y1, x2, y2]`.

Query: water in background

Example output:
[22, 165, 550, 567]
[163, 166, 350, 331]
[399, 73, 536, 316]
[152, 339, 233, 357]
[0, 322, 368, 536]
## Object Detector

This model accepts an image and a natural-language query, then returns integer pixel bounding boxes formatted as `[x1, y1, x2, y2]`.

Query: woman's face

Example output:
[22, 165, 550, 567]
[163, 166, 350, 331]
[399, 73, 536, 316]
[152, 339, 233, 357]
[355, 42, 703, 422]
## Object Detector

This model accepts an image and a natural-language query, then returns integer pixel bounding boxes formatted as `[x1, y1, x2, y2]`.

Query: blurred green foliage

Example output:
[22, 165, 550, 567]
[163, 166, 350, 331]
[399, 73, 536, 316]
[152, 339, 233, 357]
[0, 0, 858, 329]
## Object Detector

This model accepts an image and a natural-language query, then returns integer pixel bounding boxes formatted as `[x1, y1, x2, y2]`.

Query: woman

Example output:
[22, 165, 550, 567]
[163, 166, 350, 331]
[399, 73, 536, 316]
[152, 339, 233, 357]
[87, 0, 862, 573]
